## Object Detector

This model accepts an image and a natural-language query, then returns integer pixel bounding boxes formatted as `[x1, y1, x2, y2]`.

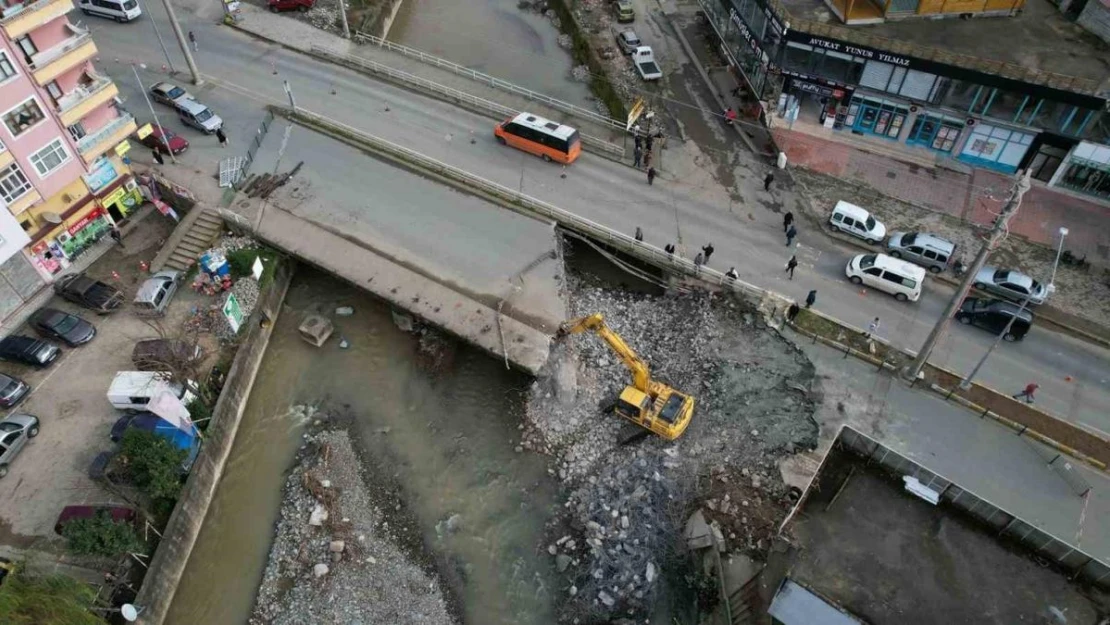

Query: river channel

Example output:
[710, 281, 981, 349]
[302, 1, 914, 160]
[164, 269, 560, 625]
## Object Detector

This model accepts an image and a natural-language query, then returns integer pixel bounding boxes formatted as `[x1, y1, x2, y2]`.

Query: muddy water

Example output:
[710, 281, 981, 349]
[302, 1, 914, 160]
[389, 0, 593, 106]
[165, 269, 559, 625]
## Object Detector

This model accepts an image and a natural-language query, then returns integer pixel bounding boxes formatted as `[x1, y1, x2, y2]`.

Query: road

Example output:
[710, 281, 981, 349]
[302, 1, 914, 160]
[86, 5, 1110, 434]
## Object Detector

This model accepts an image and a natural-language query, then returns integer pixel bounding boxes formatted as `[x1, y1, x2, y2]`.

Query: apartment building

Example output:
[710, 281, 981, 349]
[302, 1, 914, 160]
[0, 0, 140, 320]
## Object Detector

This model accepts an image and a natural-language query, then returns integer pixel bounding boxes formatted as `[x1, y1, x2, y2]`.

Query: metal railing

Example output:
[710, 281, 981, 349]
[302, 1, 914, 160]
[309, 45, 624, 160]
[352, 31, 627, 133]
[0, 0, 63, 24]
[76, 112, 134, 155]
[30, 31, 91, 69]
[55, 75, 113, 115]
[235, 110, 275, 189]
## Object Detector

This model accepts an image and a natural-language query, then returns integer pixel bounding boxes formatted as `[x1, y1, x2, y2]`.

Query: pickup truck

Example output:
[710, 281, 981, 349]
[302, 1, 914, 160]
[632, 46, 662, 81]
[53, 272, 124, 314]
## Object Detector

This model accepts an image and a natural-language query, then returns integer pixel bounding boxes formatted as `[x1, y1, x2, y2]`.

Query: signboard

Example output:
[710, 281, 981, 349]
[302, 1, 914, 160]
[626, 98, 645, 131]
[223, 293, 244, 334]
[136, 123, 153, 140]
[114, 140, 131, 157]
[67, 207, 104, 236]
[83, 158, 118, 193]
[252, 256, 264, 281]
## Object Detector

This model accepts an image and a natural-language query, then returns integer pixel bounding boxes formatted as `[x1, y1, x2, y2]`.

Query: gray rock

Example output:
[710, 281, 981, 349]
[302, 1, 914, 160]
[313, 563, 329, 578]
[556, 554, 572, 572]
[329, 540, 345, 553]
[599, 591, 615, 607]
[336, 306, 355, 316]
[308, 504, 328, 526]
[445, 513, 462, 533]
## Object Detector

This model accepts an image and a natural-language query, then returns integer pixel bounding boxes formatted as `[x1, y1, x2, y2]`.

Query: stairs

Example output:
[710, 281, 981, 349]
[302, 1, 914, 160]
[161, 209, 224, 272]
[727, 576, 761, 625]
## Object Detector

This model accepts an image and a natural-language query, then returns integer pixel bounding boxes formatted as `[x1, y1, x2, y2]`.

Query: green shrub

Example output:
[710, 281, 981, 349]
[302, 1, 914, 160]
[120, 429, 188, 501]
[61, 512, 143, 558]
[187, 398, 213, 433]
[0, 567, 105, 625]
[226, 247, 279, 288]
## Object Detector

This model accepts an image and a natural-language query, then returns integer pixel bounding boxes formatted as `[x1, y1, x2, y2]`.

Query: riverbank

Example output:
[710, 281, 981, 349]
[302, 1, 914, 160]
[250, 424, 456, 624]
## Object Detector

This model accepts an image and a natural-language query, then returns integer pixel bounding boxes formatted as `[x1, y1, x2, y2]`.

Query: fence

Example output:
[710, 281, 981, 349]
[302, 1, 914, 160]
[234, 110, 275, 189]
[308, 45, 625, 161]
[352, 31, 628, 134]
[835, 426, 1110, 590]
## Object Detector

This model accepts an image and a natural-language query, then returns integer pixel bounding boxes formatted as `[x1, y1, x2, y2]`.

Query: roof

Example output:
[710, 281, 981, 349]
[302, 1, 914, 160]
[136, 274, 172, 301]
[832, 200, 871, 219]
[176, 98, 209, 114]
[108, 371, 176, 395]
[510, 112, 578, 139]
[866, 253, 927, 277]
[769, 579, 865, 625]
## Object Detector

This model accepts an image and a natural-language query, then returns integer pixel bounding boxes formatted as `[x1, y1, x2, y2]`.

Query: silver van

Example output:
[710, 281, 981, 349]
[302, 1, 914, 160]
[133, 270, 181, 317]
[175, 99, 223, 134]
[885, 232, 956, 273]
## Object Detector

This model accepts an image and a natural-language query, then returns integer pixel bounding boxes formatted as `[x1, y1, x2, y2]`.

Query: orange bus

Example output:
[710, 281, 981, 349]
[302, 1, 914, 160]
[494, 113, 582, 164]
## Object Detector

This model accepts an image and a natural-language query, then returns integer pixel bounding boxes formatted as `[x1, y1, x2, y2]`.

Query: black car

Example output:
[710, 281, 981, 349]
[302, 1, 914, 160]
[0, 374, 30, 408]
[53, 273, 123, 314]
[28, 308, 96, 347]
[0, 335, 60, 368]
[956, 297, 1033, 342]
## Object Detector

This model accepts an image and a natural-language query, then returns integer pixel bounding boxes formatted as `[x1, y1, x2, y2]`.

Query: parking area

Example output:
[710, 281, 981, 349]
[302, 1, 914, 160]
[0, 211, 213, 547]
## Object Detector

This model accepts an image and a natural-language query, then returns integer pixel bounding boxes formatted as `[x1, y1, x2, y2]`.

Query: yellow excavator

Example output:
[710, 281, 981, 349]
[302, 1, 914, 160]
[557, 313, 695, 440]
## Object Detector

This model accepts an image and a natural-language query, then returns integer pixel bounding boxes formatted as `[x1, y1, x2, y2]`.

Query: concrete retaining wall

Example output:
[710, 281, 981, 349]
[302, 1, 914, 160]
[134, 260, 295, 625]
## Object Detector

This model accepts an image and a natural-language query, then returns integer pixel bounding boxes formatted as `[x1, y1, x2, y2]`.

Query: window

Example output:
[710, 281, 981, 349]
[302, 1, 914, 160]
[45, 80, 63, 105]
[0, 162, 32, 203]
[14, 36, 36, 63]
[882, 271, 916, 289]
[0, 52, 15, 82]
[907, 115, 962, 153]
[3, 99, 46, 137]
[19, 219, 31, 231]
[29, 138, 70, 177]
[67, 122, 86, 142]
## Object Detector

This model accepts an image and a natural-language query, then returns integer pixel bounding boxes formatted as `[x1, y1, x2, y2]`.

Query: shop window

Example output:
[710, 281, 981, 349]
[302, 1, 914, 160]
[817, 51, 855, 84]
[2, 98, 45, 137]
[843, 97, 907, 140]
[983, 89, 1025, 123]
[783, 43, 815, 74]
[1079, 110, 1110, 144]
[0, 162, 32, 203]
[939, 79, 983, 113]
[1059, 162, 1110, 199]
[0, 52, 16, 82]
[958, 123, 1033, 173]
[1024, 98, 1069, 131]
[897, 70, 935, 101]
[29, 138, 70, 177]
[907, 115, 962, 153]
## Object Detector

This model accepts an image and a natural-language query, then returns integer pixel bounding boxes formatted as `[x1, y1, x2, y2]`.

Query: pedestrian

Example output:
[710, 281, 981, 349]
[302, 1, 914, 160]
[865, 317, 880, 339]
[764, 171, 775, 192]
[786, 302, 800, 323]
[109, 226, 124, 249]
[643, 150, 652, 169]
[702, 243, 714, 263]
[805, 289, 816, 308]
[694, 252, 704, 270]
[633, 145, 643, 168]
[647, 166, 656, 186]
[635, 226, 643, 242]
[783, 211, 794, 232]
[216, 127, 228, 148]
[785, 255, 798, 279]
[1012, 382, 1039, 404]
[725, 267, 739, 280]
[664, 243, 675, 255]
[724, 107, 737, 126]
[786, 224, 797, 246]
[634, 134, 642, 150]
[188, 30, 198, 52]
[151, 148, 164, 166]
[645, 133, 654, 153]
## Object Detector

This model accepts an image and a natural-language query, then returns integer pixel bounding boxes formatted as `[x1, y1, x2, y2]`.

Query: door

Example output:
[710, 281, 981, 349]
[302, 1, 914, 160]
[14, 36, 37, 64]
[862, 266, 883, 288]
[1, 431, 22, 457]
[857, 104, 879, 132]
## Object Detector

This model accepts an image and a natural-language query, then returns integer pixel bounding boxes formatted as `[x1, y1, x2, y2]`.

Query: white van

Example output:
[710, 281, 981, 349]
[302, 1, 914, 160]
[845, 253, 926, 302]
[107, 371, 197, 411]
[830, 200, 886, 244]
[78, 0, 142, 22]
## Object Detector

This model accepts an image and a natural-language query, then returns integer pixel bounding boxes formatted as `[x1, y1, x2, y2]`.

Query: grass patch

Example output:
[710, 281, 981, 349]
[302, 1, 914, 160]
[226, 246, 280, 289]
[793, 308, 909, 367]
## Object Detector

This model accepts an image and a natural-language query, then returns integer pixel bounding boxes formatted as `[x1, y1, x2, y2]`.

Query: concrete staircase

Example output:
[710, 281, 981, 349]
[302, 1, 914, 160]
[156, 209, 224, 272]
[726, 575, 761, 624]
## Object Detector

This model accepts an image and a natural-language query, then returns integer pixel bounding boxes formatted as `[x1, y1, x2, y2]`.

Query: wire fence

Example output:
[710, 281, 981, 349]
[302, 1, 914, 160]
[236, 110, 275, 189]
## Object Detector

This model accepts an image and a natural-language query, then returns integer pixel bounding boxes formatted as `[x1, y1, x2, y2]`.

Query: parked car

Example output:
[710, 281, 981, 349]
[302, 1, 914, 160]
[0, 375, 30, 409]
[845, 253, 925, 302]
[175, 98, 223, 134]
[54, 505, 137, 535]
[268, 0, 314, 11]
[973, 266, 1048, 305]
[0, 335, 60, 368]
[132, 339, 203, 372]
[615, 29, 642, 54]
[133, 270, 182, 317]
[109, 411, 201, 472]
[0, 414, 40, 477]
[54, 272, 123, 314]
[885, 231, 956, 273]
[140, 125, 189, 155]
[88, 451, 115, 481]
[28, 308, 96, 347]
[830, 200, 885, 244]
[615, 0, 635, 22]
[150, 81, 193, 107]
[956, 297, 1033, 342]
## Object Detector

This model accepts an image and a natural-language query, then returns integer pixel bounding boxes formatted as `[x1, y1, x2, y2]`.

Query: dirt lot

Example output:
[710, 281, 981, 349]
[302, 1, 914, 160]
[0, 211, 220, 547]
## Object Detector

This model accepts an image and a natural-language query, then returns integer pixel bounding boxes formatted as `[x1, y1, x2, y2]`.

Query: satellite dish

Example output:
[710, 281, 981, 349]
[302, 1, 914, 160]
[41, 211, 63, 224]
[121, 604, 143, 622]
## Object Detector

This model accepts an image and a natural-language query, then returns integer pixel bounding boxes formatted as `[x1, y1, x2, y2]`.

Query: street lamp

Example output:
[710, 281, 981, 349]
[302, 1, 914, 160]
[131, 64, 176, 164]
[958, 226, 1068, 390]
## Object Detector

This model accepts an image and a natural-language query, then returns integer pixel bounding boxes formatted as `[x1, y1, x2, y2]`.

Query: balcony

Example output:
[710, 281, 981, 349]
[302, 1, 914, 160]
[57, 77, 118, 127]
[30, 31, 97, 86]
[77, 113, 136, 164]
[0, 150, 12, 169]
[6, 187, 42, 217]
[0, 0, 73, 40]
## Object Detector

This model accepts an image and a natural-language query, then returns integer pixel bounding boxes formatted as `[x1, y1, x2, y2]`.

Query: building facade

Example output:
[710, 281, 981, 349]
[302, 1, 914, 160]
[699, 0, 1110, 198]
[0, 0, 140, 318]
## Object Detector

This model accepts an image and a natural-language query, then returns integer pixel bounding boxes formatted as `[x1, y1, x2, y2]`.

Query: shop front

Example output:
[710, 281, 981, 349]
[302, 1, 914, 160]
[957, 122, 1036, 173]
[100, 180, 144, 224]
[842, 95, 909, 140]
[780, 75, 852, 128]
[27, 205, 112, 276]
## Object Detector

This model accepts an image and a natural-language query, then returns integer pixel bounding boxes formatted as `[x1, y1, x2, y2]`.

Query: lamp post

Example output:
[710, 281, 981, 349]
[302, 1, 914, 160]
[131, 64, 176, 164]
[1050, 227, 1069, 287]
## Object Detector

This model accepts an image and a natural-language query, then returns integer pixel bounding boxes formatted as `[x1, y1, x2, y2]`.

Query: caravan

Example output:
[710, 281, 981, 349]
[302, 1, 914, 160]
[106, 371, 196, 411]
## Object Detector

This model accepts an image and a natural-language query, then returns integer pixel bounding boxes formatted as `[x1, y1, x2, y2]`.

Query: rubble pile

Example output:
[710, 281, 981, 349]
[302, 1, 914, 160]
[526, 275, 818, 621]
[205, 235, 255, 256]
[251, 425, 455, 625]
[216, 278, 261, 340]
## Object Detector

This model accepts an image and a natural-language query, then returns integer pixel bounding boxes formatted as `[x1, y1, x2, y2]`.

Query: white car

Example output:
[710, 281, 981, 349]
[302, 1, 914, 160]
[615, 29, 642, 54]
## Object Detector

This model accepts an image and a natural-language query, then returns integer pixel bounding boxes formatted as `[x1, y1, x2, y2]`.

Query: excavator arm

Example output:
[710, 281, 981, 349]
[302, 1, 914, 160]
[558, 314, 651, 391]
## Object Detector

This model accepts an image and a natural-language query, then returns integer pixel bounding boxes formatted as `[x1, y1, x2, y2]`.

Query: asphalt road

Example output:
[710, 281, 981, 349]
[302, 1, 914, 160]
[86, 8, 1110, 434]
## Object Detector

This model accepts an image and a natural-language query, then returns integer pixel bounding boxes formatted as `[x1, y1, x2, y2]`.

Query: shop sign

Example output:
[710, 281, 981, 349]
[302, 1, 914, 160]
[114, 140, 131, 157]
[729, 9, 762, 56]
[223, 293, 244, 334]
[136, 123, 153, 140]
[68, 207, 104, 236]
[102, 187, 128, 207]
[83, 159, 118, 193]
[787, 32, 914, 68]
[793, 79, 837, 98]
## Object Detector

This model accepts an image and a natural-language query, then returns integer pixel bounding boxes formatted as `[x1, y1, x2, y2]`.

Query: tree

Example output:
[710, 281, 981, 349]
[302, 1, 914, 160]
[120, 429, 188, 501]
[61, 512, 143, 558]
[0, 567, 106, 625]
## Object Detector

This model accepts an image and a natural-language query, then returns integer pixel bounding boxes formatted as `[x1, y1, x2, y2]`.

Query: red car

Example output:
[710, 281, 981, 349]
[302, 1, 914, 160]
[268, 0, 314, 11]
[141, 126, 189, 155]
[54, 505, 137, 534]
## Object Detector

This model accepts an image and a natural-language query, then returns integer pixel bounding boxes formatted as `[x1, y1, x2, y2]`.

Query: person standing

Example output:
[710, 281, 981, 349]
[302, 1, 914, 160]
[647, 166, 657, 186]
[693, 252, 704, 271]
[643, 150, 653, 169]
[786, 302, 800, 323]
[634, 134, 642, 150]
[764, 172, 775, 192]
[783, 211, 794, 233]
[216, 127, 228, 148]
[701, 243, 714, 263]
[633, 145, 643, 168]
[634, 226, 643, 242]
[664, 243, 675, 255]
[188, 30, 198, 52]
[785, 255, 798, 279]
[725, 267, 739, 280]
[645, 133, 654, 154]
[786, 224, 797, 246]
[109, 226, 124, 249]
[1012, 382, 1039, 404]
[151, 148, 164, 166]
[805, 289, 817, 308]
[865, 317, 880, 339]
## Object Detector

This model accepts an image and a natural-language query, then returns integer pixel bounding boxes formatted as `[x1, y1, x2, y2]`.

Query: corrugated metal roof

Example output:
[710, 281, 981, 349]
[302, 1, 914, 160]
[768, 579, 865, 625]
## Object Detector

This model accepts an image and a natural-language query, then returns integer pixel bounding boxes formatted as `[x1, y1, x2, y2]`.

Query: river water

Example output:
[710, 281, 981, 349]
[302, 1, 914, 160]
[165, 269, 559, 625]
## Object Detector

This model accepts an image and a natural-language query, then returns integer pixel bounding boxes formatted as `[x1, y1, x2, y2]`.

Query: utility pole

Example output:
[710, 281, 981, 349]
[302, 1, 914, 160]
[144, 0, 176, 75]
[903, 169, 1032, 381]
[132, 64, 176, 164]
[159, 0, 202, 85]
[338, 0, 350, 39]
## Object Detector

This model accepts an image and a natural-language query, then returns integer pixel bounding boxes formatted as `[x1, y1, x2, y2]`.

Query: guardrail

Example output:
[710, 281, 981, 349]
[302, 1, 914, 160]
[352, 31, 628, 134]
[309, 44, 625, 160]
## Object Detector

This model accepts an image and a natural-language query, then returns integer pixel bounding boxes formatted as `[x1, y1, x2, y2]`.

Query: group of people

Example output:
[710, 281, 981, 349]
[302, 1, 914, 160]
[632, 131, 662, 187]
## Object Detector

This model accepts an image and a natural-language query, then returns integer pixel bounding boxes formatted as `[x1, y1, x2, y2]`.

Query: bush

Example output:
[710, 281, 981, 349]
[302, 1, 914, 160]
[187, 398, 213, 433]
[226, 247, 279, 287]
[61, 512, 143, 558]
[0, 567, 105, 625]
[120, 429, 188, 501]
